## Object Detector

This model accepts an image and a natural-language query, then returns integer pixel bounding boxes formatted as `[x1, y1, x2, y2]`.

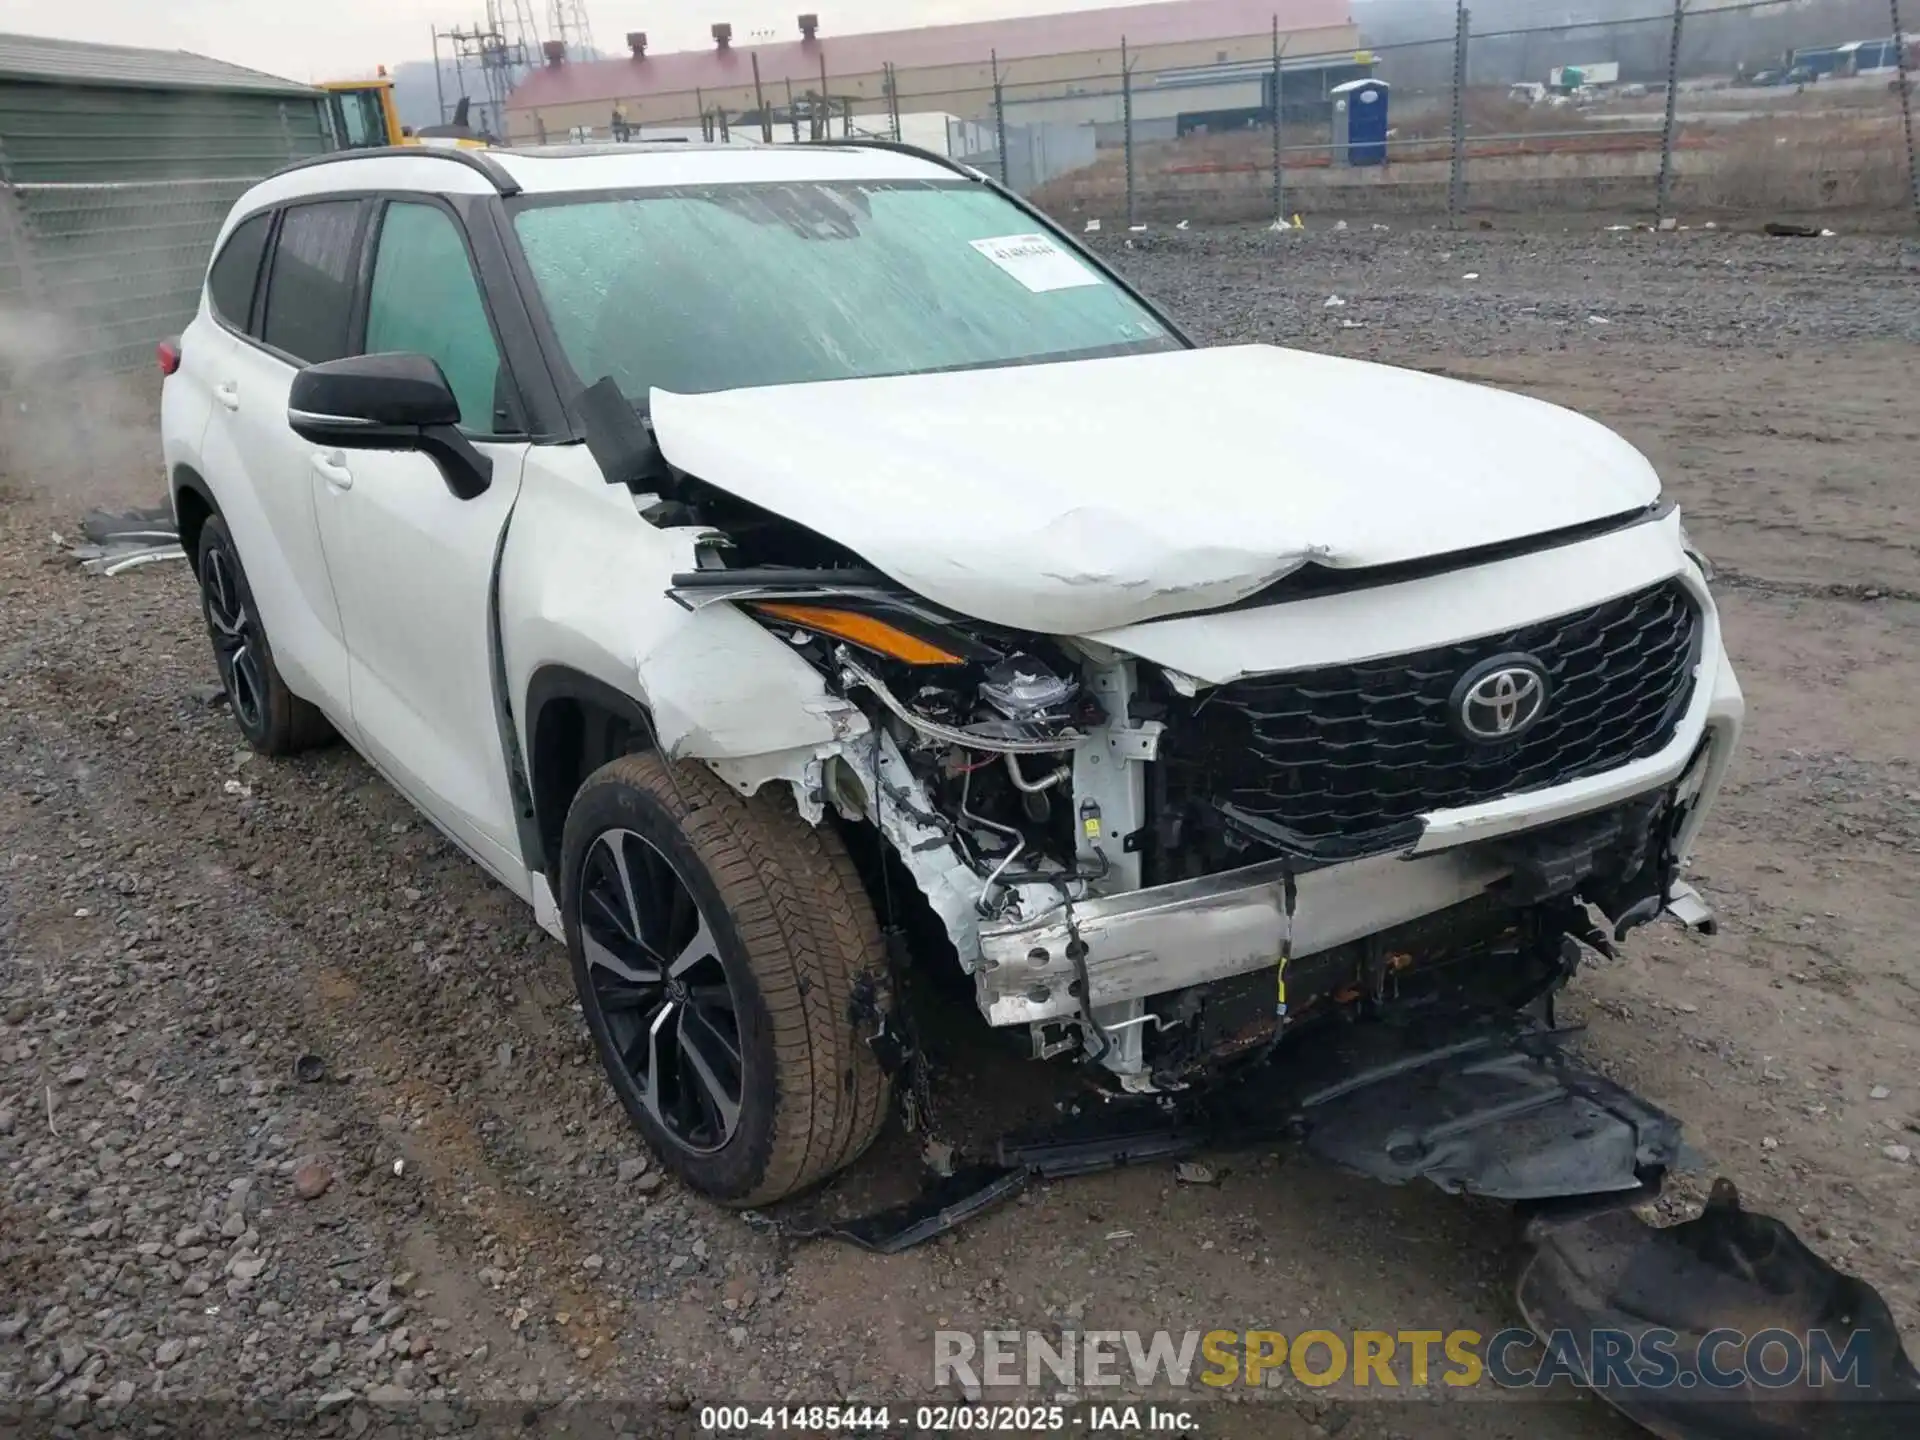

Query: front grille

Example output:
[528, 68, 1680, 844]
[1158, 579, 1703, 859]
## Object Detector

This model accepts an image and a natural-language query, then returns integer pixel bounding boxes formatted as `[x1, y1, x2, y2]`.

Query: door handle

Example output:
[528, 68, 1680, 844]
[214, 382, 240, 412]
[312, 452, 354, 491]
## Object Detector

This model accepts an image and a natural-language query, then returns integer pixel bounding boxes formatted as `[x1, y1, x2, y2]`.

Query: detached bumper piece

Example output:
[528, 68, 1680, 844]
[764, 1164, 1030, 1255]
[792, 1016, 1689, 1253]
[1263, 1018, 1684, 1200]
[995, 1015, 1685, 1203]
[1519, 1179, 1920, 1440]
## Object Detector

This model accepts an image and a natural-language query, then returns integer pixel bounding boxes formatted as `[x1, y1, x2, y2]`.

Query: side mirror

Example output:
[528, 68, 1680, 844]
[289, 352, 492, 500]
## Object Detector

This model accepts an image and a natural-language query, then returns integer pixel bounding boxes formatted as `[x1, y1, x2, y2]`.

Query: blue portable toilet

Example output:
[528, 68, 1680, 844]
[1331, 78, 1389, 167]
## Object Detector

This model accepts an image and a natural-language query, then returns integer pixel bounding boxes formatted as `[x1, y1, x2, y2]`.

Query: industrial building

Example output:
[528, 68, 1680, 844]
[504, 0, 1367, 147]
[0, 33, 328, 381]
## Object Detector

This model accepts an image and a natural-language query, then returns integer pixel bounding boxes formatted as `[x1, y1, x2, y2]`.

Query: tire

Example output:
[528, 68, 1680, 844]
[195, 515, 333, 756]
[560, 753, 891, 1207]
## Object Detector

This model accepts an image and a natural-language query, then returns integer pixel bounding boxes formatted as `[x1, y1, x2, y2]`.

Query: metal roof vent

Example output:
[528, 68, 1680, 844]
[712, 22, 733, 50]
[627, 31, 648, 58]
[799, 14, 819, 40]
[542, 40, 566, 66]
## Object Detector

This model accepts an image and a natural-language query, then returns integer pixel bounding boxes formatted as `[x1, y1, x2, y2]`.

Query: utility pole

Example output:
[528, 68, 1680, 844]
[1270, 16, 1286, 226]
[1894, 0, 1919, 226]
[431, 28, 448, 124]
[1448, 2, 1469, 227]
[992, 50, 1009, 187]
[752, 52, 771, 141]
[1656, 0, 1686, 223]
[1122, 39, 1135, 227]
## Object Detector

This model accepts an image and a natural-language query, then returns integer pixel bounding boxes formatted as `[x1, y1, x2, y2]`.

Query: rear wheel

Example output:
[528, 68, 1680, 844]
[561, 753, 890, 1206]
[195, 515, 332, 755]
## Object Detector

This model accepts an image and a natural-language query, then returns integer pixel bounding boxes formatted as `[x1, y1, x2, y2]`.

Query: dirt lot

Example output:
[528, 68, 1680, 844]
[3, 226, 1919, 1438]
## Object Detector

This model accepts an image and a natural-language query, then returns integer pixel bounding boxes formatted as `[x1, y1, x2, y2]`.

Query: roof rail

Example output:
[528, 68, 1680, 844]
[266, 145, 521, 196]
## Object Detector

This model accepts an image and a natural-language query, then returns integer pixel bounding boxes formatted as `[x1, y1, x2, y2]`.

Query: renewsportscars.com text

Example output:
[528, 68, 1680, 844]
[933, 1327, 1879, 1392]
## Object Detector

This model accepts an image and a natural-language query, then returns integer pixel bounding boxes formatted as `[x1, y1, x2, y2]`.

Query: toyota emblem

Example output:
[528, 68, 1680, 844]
[1450, 654, 1551, 742]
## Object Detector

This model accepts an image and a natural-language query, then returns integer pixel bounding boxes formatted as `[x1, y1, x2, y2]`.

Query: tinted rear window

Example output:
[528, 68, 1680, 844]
[208, 212, 271, 331]
[261, 201, 363, 364]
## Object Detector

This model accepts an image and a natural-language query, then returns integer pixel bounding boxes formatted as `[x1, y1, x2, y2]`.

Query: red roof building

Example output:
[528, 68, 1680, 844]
[506, 0, 1357, 138]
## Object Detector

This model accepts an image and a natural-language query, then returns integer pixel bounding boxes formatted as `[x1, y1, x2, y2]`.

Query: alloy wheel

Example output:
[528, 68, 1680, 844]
[577, 828, 745, 1154]
[202, 543, 266, 735]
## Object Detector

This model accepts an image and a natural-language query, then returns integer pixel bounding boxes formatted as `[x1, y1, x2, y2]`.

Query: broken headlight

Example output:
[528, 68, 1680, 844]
[979, 654, 1080, 723]
[718, 583, 1099, 753]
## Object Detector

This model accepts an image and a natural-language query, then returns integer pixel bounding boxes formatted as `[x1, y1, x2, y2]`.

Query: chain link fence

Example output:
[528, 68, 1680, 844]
[0, 178, 253, 390]
[1027, 0, 1920, 226]
[539, 0, 1918, 232]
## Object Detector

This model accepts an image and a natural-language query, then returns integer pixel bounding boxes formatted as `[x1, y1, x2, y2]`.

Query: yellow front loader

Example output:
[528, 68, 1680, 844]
[320, 73, 492, 151]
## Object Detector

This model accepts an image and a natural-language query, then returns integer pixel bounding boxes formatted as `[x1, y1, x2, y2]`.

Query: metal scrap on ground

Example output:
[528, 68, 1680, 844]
[68, 505, 184, 576]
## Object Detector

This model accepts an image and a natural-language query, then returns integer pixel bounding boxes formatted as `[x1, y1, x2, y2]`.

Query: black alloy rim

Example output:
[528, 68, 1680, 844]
[203, 544, 266, 734]
[578, 828, 745, 1153]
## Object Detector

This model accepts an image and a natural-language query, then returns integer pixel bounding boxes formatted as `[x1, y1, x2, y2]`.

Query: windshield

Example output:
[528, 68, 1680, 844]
[511, 179, 1179, 402]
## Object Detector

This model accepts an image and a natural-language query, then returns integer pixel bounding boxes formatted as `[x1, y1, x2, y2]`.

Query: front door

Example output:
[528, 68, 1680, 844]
[308, 198, 531, 888]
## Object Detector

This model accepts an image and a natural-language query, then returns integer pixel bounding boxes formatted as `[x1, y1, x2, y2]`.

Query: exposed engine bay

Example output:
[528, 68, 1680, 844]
[666, 508, 1715, 1094]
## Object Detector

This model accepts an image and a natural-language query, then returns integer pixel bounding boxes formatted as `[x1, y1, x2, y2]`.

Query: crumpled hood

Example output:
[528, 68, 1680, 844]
[649, 344, 1661, 635]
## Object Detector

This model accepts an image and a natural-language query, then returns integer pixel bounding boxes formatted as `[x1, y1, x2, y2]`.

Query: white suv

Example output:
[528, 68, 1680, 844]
[162, 141, 1742, 1207]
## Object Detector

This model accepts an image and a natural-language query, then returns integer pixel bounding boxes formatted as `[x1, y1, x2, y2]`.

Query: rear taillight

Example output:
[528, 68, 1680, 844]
[157, 339, 181, 376]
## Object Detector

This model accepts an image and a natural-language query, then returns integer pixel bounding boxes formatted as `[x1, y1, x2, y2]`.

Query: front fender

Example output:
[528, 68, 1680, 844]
[500, 447, 864, 775]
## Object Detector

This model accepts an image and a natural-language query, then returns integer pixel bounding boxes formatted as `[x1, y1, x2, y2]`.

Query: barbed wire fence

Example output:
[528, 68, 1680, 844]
[570, 0, 1916, 232]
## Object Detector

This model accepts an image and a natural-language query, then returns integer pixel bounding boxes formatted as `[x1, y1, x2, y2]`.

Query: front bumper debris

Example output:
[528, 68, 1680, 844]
[993, 1013, 1687, 1203]
[760, 1008, 1914, 1440]
[1264, 1018, 1686, 1200]
[1666, 878, 1718, 934]
[1519, 1179, 1920, 1439]
[975, 848, 1505, 1026]
[975, 763, 1728, 1033]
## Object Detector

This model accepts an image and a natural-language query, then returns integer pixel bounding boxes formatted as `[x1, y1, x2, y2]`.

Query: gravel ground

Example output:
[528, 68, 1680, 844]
[3, 223, 1918, 1439]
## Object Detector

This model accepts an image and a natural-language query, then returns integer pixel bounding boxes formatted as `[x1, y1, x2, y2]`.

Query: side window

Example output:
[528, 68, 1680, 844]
[364, 202, 510, 434]
[207, 212, 271, 332]
[260, 201, 362, 364]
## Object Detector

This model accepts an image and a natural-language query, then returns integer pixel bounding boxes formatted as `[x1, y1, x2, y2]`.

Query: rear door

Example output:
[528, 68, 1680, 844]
[309, 197, 532, 889]
[197, 199, 368, 727]
[165, 210, 268, 528]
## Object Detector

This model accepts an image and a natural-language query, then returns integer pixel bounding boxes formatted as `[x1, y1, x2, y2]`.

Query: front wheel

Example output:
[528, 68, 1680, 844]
[560, 753, 891, 1206]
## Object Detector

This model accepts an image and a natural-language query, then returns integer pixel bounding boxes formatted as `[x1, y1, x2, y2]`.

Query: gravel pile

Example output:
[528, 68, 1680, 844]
[1090, 224, 1920, 356]
[0, 569, 773, 1429]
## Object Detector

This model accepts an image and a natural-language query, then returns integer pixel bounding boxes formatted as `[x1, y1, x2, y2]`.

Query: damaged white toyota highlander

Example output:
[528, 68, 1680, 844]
[162, 142, 1743, 1211]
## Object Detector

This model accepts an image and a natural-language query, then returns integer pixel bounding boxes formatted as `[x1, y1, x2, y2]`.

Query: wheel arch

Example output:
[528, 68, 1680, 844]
[525, 664, 658, 883]
[171, 464, 218, 566]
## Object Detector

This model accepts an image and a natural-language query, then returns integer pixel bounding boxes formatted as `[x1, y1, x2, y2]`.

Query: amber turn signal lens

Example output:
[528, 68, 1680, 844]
[750, 603, 966, 666]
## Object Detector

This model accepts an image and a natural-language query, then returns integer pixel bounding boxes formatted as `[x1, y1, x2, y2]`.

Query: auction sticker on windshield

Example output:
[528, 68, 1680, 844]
[968, 233, 1102, 292]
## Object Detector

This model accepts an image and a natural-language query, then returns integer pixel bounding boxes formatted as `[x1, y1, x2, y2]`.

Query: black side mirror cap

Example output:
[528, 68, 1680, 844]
[288, 352, 492, 500]
[290, 352, 460, 429]
[575, 376, 670, 494]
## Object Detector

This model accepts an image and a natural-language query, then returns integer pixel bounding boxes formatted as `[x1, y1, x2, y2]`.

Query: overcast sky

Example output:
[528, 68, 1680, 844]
[0, 0, 1264, 83]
